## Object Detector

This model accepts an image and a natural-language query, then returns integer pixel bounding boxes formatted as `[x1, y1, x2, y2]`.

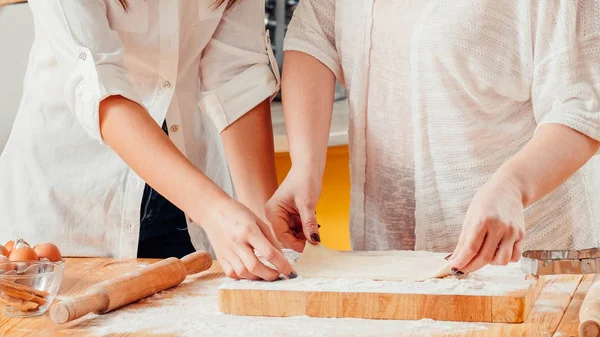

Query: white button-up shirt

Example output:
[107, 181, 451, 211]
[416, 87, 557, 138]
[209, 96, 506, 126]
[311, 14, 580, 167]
[0, 0, 279, 258]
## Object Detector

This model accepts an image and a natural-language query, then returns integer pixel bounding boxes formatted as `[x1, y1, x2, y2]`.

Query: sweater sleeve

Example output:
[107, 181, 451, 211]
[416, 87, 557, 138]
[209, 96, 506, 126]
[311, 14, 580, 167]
[531, 0, 600, 149]
[284, 0, 343, 83]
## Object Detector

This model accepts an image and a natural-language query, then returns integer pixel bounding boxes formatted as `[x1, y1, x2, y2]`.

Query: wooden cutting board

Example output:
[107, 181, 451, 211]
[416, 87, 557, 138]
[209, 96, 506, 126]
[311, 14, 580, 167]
[219, 276, 542, 323]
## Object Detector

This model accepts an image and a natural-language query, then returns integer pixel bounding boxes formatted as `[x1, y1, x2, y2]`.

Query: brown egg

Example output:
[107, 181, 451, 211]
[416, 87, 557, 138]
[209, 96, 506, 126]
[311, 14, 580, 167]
[4, 240, 14, 252]
[4, 239, 28, 253]
[0, 255, 15, 272]
[8, 242, 39, 262]
[33, 242, 62, 262]
[0, 244, 8, 257]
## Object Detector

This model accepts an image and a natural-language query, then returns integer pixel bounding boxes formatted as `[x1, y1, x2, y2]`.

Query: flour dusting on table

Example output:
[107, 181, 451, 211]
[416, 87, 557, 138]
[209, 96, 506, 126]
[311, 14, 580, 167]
[89, 249, 532, 336]
[90, 274, 487, 337]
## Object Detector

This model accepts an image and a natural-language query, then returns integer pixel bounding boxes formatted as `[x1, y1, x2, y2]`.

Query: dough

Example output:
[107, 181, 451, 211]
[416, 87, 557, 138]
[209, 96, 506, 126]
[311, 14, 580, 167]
[293, 243, 453, 282]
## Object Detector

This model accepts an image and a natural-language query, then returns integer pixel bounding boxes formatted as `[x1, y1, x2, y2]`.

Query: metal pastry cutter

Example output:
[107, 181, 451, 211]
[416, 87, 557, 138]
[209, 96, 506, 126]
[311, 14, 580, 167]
[521, 248, 600, 276]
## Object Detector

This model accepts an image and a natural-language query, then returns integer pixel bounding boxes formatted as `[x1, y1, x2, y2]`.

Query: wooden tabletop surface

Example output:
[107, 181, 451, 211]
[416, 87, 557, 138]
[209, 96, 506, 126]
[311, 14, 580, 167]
[0, 257, 592, 337]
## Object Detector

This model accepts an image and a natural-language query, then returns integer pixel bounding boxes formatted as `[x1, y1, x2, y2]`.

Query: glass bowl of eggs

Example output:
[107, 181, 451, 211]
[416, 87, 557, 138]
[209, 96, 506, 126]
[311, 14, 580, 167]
[0, 239, 64, 317]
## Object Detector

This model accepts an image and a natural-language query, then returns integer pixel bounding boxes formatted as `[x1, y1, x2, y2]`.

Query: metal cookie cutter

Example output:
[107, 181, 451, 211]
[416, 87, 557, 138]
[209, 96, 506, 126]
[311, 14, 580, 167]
[521, 248, 600, 276]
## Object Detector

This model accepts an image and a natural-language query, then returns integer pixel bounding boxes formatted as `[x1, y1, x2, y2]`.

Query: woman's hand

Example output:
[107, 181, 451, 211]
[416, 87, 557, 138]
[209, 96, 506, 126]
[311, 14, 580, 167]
[196, 198, 296, 281]
[266, 167, 323, 252]
[450, 176, 526, 274]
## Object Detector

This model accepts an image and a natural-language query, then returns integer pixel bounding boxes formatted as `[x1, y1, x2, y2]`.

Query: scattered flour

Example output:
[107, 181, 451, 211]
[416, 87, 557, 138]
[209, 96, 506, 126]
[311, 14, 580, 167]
[223, 255, 532, 296]
[532, 299, 564, 313]
[543, 278, 579, 294]
[87, 249, 530, 336]
[89, 275, 487, 337]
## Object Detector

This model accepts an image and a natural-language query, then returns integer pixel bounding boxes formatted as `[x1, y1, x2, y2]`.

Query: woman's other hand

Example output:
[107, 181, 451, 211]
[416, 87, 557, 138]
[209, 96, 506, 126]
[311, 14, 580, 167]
[266, 167, 322, 252]
[450, 176, 525, 274]
[197, 198, 296, 281]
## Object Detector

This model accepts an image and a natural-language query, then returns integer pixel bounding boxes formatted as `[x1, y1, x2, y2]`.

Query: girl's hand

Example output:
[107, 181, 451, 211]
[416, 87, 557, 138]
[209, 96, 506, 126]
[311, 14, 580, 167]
[265, 167, 323, 252]
[450, 177, 526, 274]
[196, 198, 296, 281]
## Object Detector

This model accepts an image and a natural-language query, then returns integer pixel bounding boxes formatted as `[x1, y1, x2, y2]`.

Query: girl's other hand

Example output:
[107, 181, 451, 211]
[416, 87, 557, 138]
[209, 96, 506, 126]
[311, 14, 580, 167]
[266, 167, 322, 252]
[450, 176, 525, 274]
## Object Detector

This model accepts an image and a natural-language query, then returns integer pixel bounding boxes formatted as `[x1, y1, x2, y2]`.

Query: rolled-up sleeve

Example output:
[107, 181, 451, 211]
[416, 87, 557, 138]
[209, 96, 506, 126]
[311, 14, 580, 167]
[284, 0, 342, 84]
[198, 0, 279, 133]
[531, 1, 600, 149]
[29, 0, 143, 143]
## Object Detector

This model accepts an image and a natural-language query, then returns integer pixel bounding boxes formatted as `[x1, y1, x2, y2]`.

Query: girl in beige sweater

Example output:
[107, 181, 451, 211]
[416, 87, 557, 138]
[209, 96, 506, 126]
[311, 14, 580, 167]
[267, 0, 600, 274]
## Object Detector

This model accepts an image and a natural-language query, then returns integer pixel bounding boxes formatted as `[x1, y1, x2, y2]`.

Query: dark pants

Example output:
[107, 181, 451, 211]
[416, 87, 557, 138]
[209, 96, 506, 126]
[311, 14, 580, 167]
[136, 121, 196, 259]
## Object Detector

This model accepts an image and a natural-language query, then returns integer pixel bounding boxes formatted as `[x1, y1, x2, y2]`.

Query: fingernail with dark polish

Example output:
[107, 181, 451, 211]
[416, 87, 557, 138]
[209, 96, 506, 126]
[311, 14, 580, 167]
[288, 272, 298, 279]
[451, 268, 464, 276]
[444, 253, 452, 260]
[318, 224, 321, 228]
[311, 233, 321, 242]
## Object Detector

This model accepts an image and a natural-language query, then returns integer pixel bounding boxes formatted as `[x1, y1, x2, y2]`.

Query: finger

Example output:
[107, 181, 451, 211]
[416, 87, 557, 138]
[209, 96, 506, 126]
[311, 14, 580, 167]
[451, 222, 487, 271]
[511, 239, 524, 262]
[266, 203, 305, 252]
[298, 201, 320, 244]
[237, 244, 280, 281]
[249, 233, 297, 279]
[449, 227, 468, 261]
[490, 238, 515, 266]
[274, 216, 305, 252]
[220, 259, 239, 279]
[295, 231, 307, 240]
[228, 253, 261, 281]
[461, 230, 504, 274]
[292, 215, 307, 240]
[290, 215, 303, 232]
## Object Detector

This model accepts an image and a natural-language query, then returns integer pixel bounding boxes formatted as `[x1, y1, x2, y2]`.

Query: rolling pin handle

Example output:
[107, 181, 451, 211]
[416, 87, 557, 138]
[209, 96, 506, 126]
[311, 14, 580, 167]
[49, 292, 109, 324]
[180, 251, 213, 275]
[580, 275, 600, 337]
[580, 320, 600, 337]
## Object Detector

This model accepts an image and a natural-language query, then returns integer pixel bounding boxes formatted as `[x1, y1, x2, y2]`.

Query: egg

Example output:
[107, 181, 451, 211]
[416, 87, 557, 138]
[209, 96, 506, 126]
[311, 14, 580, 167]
[8, 241, 38, 262]
[0, 244, 8, 257]
[4, 239, 28, 253]
[33, 242, 62, 262]
[0, 255, 15, 272]
[4, 240, 14, 252]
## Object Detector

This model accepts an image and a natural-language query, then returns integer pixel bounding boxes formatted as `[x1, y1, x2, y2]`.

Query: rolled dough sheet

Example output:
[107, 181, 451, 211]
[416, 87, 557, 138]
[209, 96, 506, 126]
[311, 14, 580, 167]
[294, 243, 453, 282]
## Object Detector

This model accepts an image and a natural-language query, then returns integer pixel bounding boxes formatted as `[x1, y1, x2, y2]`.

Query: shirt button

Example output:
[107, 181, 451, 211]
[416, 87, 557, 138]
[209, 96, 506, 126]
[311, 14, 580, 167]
[79, 52, 87, 60]
[162, 81, 171, 89]
[170, 124, 179, 133]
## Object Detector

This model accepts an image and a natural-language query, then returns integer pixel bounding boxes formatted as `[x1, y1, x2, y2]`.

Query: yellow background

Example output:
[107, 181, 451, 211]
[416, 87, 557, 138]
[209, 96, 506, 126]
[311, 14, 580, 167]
[274, 146, 351, 250]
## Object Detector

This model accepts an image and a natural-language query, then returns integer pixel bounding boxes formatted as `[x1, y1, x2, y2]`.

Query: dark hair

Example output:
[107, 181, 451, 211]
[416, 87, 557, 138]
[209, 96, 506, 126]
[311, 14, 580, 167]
[117, 0, 238, 11]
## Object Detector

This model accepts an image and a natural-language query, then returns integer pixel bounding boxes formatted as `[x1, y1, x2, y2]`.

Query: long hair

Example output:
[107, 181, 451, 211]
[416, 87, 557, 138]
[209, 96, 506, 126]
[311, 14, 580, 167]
[117, 0, 238, 11]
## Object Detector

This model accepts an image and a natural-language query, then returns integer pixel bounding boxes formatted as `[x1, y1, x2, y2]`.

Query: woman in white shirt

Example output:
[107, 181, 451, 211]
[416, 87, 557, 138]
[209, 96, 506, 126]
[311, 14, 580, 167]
[0, 0, 295, 281]
[267, 0, 600, 274]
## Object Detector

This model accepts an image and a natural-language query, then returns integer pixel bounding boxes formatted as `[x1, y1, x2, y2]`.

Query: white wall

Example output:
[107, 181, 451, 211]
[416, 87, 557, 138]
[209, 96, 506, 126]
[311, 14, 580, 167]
[0, 4, 34, 152]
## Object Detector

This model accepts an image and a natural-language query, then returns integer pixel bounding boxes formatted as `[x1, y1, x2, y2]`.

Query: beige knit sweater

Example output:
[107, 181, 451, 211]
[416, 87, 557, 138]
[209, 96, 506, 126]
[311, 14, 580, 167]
[285, 0, 600, 252]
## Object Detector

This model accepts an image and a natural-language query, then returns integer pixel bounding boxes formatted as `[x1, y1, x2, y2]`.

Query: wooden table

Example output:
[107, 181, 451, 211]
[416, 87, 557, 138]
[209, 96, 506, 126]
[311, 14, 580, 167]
[0, 258, 592, 337]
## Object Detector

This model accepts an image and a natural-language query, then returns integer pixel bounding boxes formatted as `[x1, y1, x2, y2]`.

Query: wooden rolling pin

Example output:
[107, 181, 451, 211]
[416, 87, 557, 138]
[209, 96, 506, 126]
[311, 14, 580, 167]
[580, 274, 600, 337]
[49, 251, 212, 324]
